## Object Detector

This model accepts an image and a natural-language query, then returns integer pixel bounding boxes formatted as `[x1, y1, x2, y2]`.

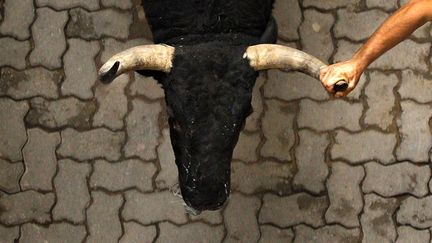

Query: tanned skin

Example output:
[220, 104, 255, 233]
[320, 0, 432, 97]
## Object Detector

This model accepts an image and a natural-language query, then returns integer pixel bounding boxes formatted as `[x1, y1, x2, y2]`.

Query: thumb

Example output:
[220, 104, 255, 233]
[319, 67, 329, 81]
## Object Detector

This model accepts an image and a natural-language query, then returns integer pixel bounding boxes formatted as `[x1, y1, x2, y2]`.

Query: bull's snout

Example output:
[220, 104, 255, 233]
[180, 172, 230, 212]
[183, 189, 228, 212]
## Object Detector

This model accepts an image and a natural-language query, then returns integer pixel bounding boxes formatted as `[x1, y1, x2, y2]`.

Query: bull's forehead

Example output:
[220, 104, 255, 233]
[162, 42, 257, 124]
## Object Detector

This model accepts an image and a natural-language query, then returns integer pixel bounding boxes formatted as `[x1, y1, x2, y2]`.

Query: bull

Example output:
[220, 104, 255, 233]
[99, 0, 347, 214]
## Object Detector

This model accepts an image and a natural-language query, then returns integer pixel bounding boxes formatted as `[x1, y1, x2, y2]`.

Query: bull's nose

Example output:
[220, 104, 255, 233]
[183, 191, 228, 212]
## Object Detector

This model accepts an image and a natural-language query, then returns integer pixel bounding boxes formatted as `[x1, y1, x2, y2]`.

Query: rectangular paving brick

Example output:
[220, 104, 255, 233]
[332, 130, 396, 164]
[58, 128, 125, 161]
[0, 191, 55, 225]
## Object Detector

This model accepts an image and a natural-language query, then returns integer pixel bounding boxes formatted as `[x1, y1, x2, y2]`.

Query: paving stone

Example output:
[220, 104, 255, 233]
[365, 72, 398, 130]
[21, 128, 60, 191]
[303, 0, 361, 10]
[347, 76, 368, 101]
[53, 159, 91, 224]
[363, 162, 430, 197]
[0, 67, 61, 99]
[58, 128, 125, 161]
[298, 99, 362, 131]
[325, 162, 364, 228]
[30, 8, 68, 69]
[0, 0, 34, 39]
[334, 40, 361, 63]
[400, 70, 432, 103]
[0, 191, 55, 225]
[273, 0, 301, 40]
[299, 9, 335, 62]
[0, 38, 30, 69]
[129, 4, 153, 40]
[129, 74, 165, 100]
[0, 225, 19, 243]
[120, 222, 157, 243]
[156, 129, 178, 189]
[261, 99, 296, 161]
[294, 225, 361, 243]
[189, 210, 223, 225]
[412, 23, 431, 39]
[21, 223, 86, 243]
[293, 130, 328, 194]
[101, 0, 133, 10]
[396, 101, 432, 162]
[224, 194, 261, 243]
[0, 159, 23, 193]
[370, 40, 430, 72]
[366, 0, 398, 11]
[26, 97, 97, 129]
[233, 131, 260, 162]
[0, 98, 29, 162]
[36, 0, 99, 10]
[157, 222, 224, 243]
[122, 190, 188, 224]
[91, 159, 156, 192]
[335, 9, 389, 41]
[396, 226, 430, 243]
[397, 196, 432, 229]
[332, 130, 396, 164]
[87, 191, 123, 243]
[361, 194, 399, 243]
[259, 193, 328, 227]
[67, 8, 132, 39]
[259, 226, 294, 243]
[93, 74, 128, 130]
[245, 73, 265, 132]
[231, 161, 293, 195]
[264, 70, 328, 101]
[61, 39, 100, 99]
[125, 99, 161, 161]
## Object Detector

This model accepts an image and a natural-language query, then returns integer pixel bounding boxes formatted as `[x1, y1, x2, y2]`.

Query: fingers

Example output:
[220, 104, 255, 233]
[320, 66, 341, 94]
[333, 79, 356, 98]
[319, 61, 360, 98]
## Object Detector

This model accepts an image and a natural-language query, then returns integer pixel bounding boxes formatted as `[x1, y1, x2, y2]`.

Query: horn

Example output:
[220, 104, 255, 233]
[244, 44, 348, 92]
[98, 44, 175, 84]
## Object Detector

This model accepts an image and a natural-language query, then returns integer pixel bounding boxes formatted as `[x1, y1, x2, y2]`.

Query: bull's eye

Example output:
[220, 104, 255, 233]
[173, 119, 182, 131]
[167, 106, 174, 118]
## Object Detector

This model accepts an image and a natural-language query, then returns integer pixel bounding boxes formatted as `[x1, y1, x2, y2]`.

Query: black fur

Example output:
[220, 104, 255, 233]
[140, 0, 276, 211]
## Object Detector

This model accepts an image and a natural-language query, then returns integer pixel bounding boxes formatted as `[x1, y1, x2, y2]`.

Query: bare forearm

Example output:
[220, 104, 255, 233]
[353, 0, 432, 71]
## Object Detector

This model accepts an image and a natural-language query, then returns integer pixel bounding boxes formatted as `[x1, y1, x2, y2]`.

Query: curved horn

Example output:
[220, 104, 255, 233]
[98, 44, 175, 84]
[244, 44, 348, 91]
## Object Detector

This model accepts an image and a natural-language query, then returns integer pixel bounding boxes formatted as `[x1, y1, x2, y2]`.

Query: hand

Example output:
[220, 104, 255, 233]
[320, 59, 365, 98]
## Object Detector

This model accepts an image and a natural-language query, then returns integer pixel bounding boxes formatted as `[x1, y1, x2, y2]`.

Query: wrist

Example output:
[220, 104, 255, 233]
[351, 56, 368, 75]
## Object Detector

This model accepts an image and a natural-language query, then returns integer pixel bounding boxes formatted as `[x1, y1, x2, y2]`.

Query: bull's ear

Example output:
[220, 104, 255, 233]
[259, 17, 278, 44]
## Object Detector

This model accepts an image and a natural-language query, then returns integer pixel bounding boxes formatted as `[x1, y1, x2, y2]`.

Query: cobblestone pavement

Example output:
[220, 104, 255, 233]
[1, 0, 432, 242]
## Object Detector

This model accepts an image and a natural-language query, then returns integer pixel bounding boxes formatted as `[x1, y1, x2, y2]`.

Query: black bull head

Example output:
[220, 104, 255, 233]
[98, 0, 347, 213]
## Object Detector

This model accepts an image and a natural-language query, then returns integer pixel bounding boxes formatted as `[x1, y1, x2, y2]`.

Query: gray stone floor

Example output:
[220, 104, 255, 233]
[1, 0, 432, 242]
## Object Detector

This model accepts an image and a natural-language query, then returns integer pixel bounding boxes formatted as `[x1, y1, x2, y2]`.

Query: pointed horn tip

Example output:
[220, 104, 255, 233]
[98, 61, 120, 84]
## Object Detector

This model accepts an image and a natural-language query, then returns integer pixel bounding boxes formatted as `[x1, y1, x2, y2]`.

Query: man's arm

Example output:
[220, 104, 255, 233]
[320, 0, 432, 97]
